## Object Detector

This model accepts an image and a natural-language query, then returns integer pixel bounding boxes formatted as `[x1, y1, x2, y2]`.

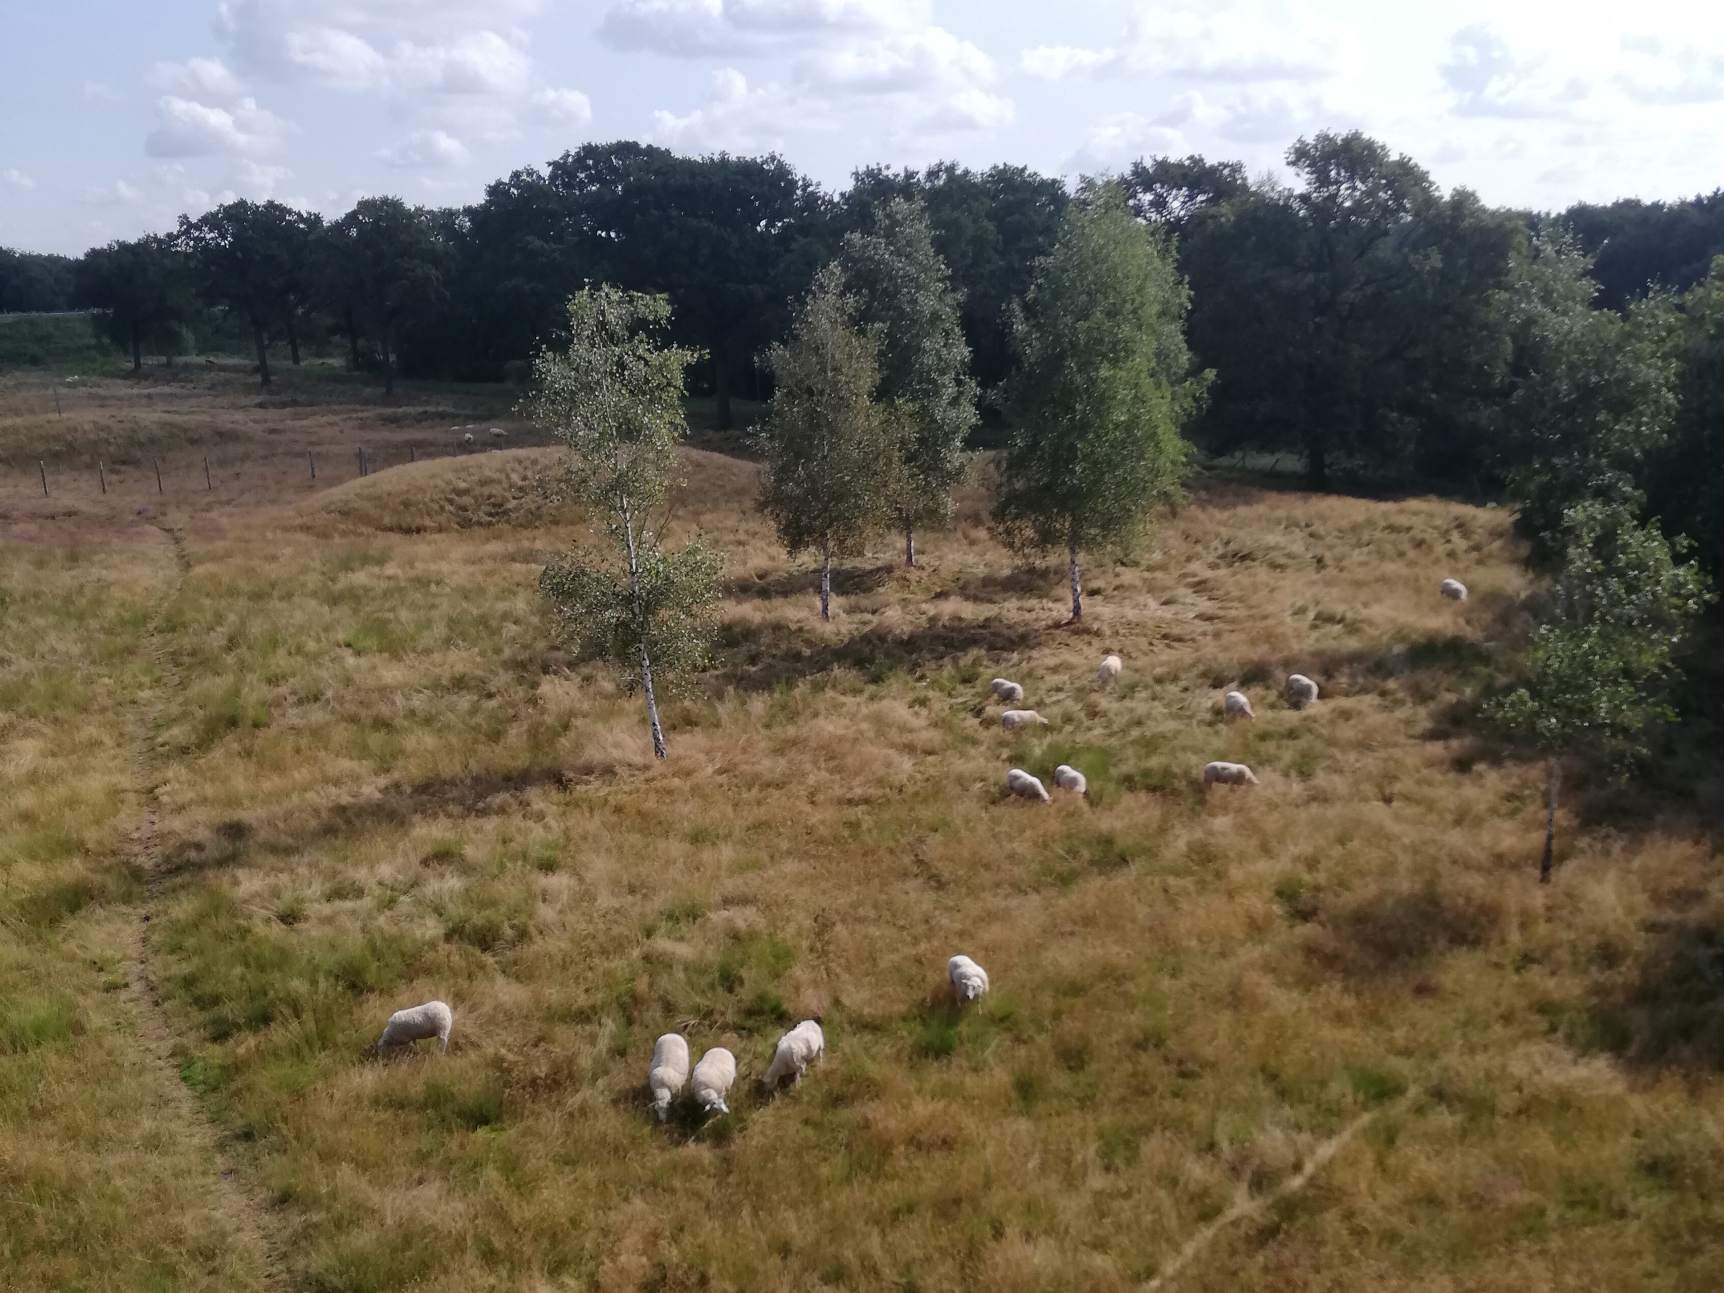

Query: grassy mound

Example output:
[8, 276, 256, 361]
[296, 448, 574, 533]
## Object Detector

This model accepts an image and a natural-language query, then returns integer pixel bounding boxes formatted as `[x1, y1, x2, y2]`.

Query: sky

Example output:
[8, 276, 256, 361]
[4, 0, 1724, 255]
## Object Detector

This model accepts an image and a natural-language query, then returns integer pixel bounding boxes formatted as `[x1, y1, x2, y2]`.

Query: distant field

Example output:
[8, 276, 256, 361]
[2, 371, 1722, 1292]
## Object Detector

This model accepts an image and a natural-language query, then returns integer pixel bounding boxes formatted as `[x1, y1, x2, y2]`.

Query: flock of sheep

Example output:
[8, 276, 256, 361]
[373, 955, 991, 1124]
[451, 425, 510, 450]
[370, 575, 1471, 1120]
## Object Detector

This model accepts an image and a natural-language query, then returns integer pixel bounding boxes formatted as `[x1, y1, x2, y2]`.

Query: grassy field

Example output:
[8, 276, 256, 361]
[2, 371, 1722, 1292]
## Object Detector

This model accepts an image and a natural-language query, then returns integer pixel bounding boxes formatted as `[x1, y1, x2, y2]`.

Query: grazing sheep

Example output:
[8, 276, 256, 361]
[1000, 709, 1048, 730]
[690, 1047, 737, 1116]
[762, 1020, 825, 1089]
[460, 431, 476, 447]
[948, 954, 990, 1003]
[1053, 764, 1087, 795]
[1440, 577, 1468, 602]
[489, 427, 507, 440]
[376, 1000, 453, 1054]
[1224, 690, 1255, 719]
[649, 1033, 691, 1122]
[1096, 654, 1123, 684]
[1006, 768, 1050, 802]
[990, 678, 1025, 703]
[1203, 761, 1260, 788]
[1285, 674, 1319, 709]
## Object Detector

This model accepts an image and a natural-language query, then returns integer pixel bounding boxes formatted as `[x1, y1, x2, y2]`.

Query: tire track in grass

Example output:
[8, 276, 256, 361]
[1142, 1096, 1410, 1293]
[122, 521, 285, 1293]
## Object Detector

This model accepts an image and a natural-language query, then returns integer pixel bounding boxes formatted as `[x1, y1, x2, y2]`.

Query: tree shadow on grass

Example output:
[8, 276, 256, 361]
[933, 566, 1060, 605]
[157, 764, 572, 879]
[724, 564, 892, 602]
[709, 618, 1040, 693]
[1567, 903, 1724, 1074]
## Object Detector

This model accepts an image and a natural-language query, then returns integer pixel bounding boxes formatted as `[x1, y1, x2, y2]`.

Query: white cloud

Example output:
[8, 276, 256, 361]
[82, 180, 146, 206]
[1442, 25, 1589, 119]
[600, 0, 923, 57]
[145, 95, 293, 157]
[82, 80, 124, 102]
[227, 159, 293, 197]
[1022, 4, 1345, 86]
[377, 129, 472, 168]
[799, 26, 990, 95]
[3, 169, 36, 191]
[209, 0, 585, 152]
[1617, 38, 1724, 104]
[528, 87, 594, 128]
[150, 56, 246, 99]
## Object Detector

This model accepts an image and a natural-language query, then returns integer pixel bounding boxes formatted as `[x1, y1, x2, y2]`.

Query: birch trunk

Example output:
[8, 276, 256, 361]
[820, 537, 832, 622]
[620, 495, 668, 759]
[1068, 533, 1083, 621]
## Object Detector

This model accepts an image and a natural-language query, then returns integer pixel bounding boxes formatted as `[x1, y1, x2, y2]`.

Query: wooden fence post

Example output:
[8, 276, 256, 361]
[204, 457, 212, 490]
[99, 462, 106, 494]
[39, 461, 48, 496]
[154, 458, 163, 494]
[309, 452, 316, 480]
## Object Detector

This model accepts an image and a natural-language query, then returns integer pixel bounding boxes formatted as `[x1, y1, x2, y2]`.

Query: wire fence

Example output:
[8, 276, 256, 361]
[9, 431, 541, 503]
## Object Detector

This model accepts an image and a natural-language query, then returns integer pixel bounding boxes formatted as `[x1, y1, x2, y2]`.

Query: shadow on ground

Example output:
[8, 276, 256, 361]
[710, 618, 1040, 692]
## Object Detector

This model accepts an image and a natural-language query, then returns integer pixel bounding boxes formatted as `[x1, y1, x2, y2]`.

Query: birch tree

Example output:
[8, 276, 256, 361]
[840, 197, 977, 566]
[531, 288, 720, 759]
[1487, 497, 1710, 882]
[992, 183, 1205, 621]
[758, 262, 904, 620]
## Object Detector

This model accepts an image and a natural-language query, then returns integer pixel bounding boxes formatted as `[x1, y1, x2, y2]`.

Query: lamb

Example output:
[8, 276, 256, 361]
[1006, 768, 1050, 802]
[947, 954, 990, 1003]
[690, 1046, 737, 1116]
[376, 1000, 452, 1054]
[1285, 674, 1319, 709]
[489, 427, 508, 440]
[1053, 764, 1087, 795]
[989, 678, 1025, 703]
[1440, 577, 1468, 602]
[1224, 690, 1255, 719]
[1203, 761, 1260, 788]
[762, 1020, 824, 1090]
[1000, 709, 1048, 730]
[648, 1032, 691, 1122]
[1096, 654, 1123, 684]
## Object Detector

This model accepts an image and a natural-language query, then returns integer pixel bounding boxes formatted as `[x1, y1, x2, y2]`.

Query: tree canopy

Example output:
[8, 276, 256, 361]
[993, 183, 1202, 619]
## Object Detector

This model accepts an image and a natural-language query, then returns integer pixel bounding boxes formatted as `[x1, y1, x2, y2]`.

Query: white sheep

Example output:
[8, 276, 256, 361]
[1005, 768, 1050, 802]
[1224, 690, 1255, 719]
[649, 1033, 690, 1122]
[489, 427, 508, 440]
[376, 1000, 452, 1054]
[1000, 709, 1048, 730]
[460, 431, 476, 446]
[1285, 674, 1319, 709]
[989, 678, 1025, 703]
[1054, 764, 1087, 795]
[1096, 654, 1123, 684]
[762, 1020, 824, 1089]
[1440, 577, 1468, 602]
[1203, 761, 1260, 788]
[690, 1047, 737, 1116]
[947, 954, 990, 1003]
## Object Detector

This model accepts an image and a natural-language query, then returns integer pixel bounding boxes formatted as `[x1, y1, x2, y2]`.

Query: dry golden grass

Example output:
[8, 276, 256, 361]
[3, 371, 1723, 1292]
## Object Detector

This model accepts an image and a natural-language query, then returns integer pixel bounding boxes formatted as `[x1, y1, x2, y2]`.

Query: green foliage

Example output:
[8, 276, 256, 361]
[321, 197, 444, 394]
[992, 182, 1201, 608]
[1487, 498, 1712, 767]
[1493, 228, 1682, 546]
[1649, 256, 1724, 583]
[539, 541, 721, 697]
[73, 236, 199, 370]
[757, 262, 905, 612]
[177, 199, 319, 384]
[530, 286, 719, 755]
[840, 197, 977, 541]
